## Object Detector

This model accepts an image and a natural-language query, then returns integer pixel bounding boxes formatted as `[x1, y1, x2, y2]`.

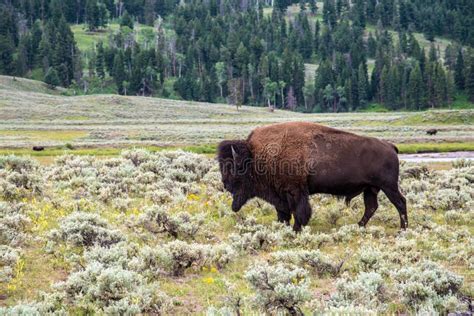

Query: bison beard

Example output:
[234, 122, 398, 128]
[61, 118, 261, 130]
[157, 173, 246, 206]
[217, 122, 408, 232]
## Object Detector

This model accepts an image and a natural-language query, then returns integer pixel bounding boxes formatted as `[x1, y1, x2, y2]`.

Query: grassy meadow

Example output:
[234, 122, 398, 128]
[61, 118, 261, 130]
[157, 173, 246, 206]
[0, 76, 473, 160]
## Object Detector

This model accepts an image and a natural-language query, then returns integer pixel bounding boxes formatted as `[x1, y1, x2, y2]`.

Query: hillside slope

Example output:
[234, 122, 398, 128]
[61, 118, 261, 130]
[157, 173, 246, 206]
[0, 76, 473, 151]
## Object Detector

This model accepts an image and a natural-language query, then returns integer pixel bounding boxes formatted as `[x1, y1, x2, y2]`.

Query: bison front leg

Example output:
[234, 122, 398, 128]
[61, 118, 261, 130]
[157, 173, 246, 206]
[291, 192, 312, 232]
[277, 209, 291, 225]
[272, 197, 291, 225]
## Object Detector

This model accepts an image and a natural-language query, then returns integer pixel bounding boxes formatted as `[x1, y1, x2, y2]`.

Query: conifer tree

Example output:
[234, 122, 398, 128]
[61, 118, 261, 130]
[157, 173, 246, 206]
[96, 42, 106, 79]
[15, 41, 29, 76]
[433, 63, 447, 107]
[429, 44, 438, 62]
[56, 63, 69, 86]
[54, 16, 77, 85]
[274, 0, 290, 12]
[350, 70, 359, 110]
[113, 50, 126, 94]
[408, 63, 424, 110]
[358, 64, 368, 107]
[367, 33, 377, 58]
[336, 0, 349, 18]
[352, 0, 366, 28]
[399, 0, 408, 29]
[314, 21, 320, 54]
[446, 70, 455, 107]
[44, 67, 60, 88]
[120, 11, 134, 29]
[454, 49, 465, 90]
[86, 0, 100, 31]
[0, 35, 15, 75]
[309, 1, 318, 15]
[366, 0, 376, 23]
[323, 0, 337, 29]
[466, 52, 474, 102]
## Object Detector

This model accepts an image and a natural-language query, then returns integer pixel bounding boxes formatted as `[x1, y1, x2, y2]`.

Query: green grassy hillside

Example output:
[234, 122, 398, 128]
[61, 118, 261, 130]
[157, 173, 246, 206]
[71, 23, 156, 53]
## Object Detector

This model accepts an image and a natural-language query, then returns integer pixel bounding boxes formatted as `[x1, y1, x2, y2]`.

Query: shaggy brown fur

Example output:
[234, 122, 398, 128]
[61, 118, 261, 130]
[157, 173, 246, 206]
[218, 122, 407, 231]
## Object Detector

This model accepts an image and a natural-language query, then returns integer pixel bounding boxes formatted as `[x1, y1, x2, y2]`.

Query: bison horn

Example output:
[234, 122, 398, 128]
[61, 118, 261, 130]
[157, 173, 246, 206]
[231, 145, 238, 161]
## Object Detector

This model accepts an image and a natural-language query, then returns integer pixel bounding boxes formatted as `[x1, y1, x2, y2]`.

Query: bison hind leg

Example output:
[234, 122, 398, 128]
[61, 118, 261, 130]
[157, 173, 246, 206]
[382, 186, 408, 230]
[358, 187, 380, 227]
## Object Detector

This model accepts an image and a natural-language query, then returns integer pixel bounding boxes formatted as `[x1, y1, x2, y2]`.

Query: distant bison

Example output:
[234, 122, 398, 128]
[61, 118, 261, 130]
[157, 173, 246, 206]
[32, 146, 45, 151]
[426, 129, 438, 136]
[218, 122, 407, 231]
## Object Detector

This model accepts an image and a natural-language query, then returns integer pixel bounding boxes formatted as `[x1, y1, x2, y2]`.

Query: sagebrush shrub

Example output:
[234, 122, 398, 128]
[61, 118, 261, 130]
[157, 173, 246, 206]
[229, 217, 284, 252]
[245, 262, 311, 315]
[0, 202, 31, 246]
[0, 245, 20, 283]
[47, 150, 213, 203]
[84, 241, 140, 270]
[208, 244, 237, 270]
[331, 224, 363, 242]
[141, 240, 236, 277]
[324, 202, 347, 225]
[329, 272, 388, 309]
[312, 305, 377, 314]
[139, 206, 205, 238]
[48, 211, 124, 247]
[401, 165, 430, 179]
[452, 159, 472, 169]
[0, 155, 43, 201]
[391, 261, 464, 309]
[289, 228, 334, 249]
[59, 263, 169, 314]
[271, 250, 341, 276]
[154, 240, 207, 276]
[355, 246, 384, 273]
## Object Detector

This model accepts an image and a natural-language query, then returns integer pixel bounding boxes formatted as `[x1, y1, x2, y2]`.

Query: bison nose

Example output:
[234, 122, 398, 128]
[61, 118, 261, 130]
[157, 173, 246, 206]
[231, 200, 240, 212]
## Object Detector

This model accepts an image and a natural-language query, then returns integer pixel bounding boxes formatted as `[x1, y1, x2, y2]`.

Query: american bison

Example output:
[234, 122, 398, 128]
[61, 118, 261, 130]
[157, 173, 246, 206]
[32, 146, 45, 151]
[217, 122, 407, 231]
[426, 128, 438, 136]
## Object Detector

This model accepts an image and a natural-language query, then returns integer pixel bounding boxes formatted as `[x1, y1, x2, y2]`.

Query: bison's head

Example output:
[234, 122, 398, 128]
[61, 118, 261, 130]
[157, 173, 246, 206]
[217, 140, 254, 212]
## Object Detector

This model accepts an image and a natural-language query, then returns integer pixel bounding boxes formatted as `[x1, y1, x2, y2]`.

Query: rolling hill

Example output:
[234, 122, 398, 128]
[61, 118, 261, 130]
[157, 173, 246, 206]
[0, 76, 473, 156]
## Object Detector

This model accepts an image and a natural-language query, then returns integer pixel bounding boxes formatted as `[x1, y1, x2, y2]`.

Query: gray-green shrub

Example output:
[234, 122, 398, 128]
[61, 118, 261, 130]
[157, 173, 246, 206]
[245, 262, 311, 315]
[48, 212, 124, 248]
